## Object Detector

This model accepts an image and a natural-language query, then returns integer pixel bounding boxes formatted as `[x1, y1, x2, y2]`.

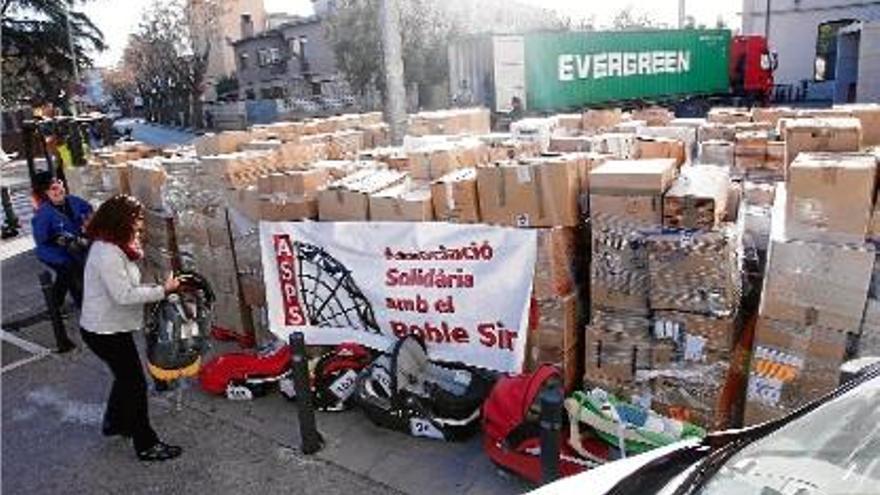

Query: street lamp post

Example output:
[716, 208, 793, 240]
[64, 0, 80, 116]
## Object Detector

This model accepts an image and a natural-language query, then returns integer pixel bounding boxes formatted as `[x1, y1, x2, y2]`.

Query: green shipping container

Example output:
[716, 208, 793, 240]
[524, 30, 731, 111]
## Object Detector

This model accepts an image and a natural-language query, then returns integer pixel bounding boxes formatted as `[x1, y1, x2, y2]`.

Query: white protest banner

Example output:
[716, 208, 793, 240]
[260, 221, 536, 373]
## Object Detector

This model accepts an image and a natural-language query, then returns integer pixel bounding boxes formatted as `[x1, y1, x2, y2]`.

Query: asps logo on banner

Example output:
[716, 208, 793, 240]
[272, 234, 306, 326]
[260, 222, 537, 373]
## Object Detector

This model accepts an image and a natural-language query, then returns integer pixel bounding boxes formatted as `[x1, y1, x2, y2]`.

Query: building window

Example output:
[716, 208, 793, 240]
[814, 19, 856, 81]
[269, 47, 281, 64]
[239, 52, 249, 70]
[257, 49, 268, 66]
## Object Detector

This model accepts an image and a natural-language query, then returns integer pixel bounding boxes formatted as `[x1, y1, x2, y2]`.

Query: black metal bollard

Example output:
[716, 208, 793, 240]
[38, 271, 75, 353]
[289, 332, 323, 454]
[539, 382, 564, 484]
[1, 187, 20, 239]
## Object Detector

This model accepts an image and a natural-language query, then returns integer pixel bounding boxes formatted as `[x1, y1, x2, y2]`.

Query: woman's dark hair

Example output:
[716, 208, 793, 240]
[85, 194, 144, 246]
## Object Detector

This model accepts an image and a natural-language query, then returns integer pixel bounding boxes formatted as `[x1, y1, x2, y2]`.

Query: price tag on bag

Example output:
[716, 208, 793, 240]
[328, 370, 358, 401]
[409, 418, 445, 440]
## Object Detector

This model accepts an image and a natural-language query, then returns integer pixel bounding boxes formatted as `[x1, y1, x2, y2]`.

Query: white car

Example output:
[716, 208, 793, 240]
[531, 359, 880, 495]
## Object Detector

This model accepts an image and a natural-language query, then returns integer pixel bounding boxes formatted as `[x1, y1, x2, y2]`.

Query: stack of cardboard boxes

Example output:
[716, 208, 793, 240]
[585, 157, 744, 429]
[744, 150, 876, 424]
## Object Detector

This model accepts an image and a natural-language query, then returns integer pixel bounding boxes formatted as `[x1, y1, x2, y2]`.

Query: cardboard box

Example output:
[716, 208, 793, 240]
[663, 165, 730, 230]
[590, 158, 677, 194]
[743, 317, 848, 425]
[762, 140, 785, 177]
[549, 136, 592, 153]
[647, 225, 741, 316]
[101, 164, 131, 195]
[584, 310, 671, 385]
[258, 169, 329, 197]
[257, 197, 318, 221]
[527, 293, 581, 390]
[317, 169, 408, 221]
[785, 152, 876, 244]
[752, 107, 796, 128]
[239, 273, 266, 307]
[430, 168, 480, 223]
[699, 140, 735, 167]
[635, 137, 685, 166]
[591, 226, 650, 313]
[555, 114, 583, 133]
[477, 157, 583, 227]
[734, 131, 768, 173]
[582, 109, 623, 132]
[783, 118, 862, 169]
[699, 123, 737, 143]
[707, 108, 752, 124]
[534, 227, 581, 299]
[128, 161, 166, 209]
[743, 181, 776, 207]
[761, 186, 874, 332]
[653, 310, 739, 352]
[407, 146, 459, 181]
[369, 184, 434, 222]
[590, 133, 636, 159]
[631, 107, 674, 127]
[836, 103, 880, 146]
[590, 194, 662, 229]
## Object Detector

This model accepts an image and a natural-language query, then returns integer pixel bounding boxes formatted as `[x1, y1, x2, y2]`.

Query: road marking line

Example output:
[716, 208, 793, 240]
[0, 328, 52, 373]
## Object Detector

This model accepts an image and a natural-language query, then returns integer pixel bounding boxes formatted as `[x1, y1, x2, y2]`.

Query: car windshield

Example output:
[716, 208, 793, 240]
[698, 376, 880, 495]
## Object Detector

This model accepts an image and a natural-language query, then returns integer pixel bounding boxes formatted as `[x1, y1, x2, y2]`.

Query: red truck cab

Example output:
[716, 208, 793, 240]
[730, 35, 777, 103]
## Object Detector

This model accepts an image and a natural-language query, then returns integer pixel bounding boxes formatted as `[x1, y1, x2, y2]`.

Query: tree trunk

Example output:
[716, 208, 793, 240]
[379, 0, 407, 144]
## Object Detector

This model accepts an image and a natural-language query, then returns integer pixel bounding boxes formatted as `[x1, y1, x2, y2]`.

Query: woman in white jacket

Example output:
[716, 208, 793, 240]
[80, 195, 182, 462]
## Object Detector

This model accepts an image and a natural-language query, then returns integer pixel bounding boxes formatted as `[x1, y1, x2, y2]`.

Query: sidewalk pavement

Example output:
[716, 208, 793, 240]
[1, 241, 531, 494]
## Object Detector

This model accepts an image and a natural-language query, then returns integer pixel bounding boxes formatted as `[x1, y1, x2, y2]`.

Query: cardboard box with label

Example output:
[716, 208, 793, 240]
[783, 118, 861, 169]
[477, 156, 583, 227]
[317, 169, 408, 221]
[663, 165, 730, 230]
[647, 225, 742, 316]
[591, 226, 650, 313]
[743, 316, 848, 425]
[785, 152, 876, 244]
[652, 310, 739, 353]
[584, 311, 672, 387]
[761, 187, 874, 332]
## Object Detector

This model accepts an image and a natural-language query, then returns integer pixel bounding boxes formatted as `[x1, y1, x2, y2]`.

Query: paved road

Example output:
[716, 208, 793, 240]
[116, 119, 197, 148]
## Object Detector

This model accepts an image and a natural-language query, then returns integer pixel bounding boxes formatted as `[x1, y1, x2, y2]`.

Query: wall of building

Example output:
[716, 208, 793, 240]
[741, 0, 880, 85]
[190, 0, 268, 99]
[233, 18, 346, 100]
[857, 21, 880, 101]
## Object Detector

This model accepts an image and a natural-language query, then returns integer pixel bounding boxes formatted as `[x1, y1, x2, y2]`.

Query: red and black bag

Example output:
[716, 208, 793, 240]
[481, 364, 609, 484]
[312, 342, 373, 411]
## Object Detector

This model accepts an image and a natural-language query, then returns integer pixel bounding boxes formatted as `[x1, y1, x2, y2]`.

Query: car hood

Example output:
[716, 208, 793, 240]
[527, 438, 702, 495]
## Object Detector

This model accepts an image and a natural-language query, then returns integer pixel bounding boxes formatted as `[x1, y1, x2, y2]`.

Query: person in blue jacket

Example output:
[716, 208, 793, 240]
[31, 171, 94, 312]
